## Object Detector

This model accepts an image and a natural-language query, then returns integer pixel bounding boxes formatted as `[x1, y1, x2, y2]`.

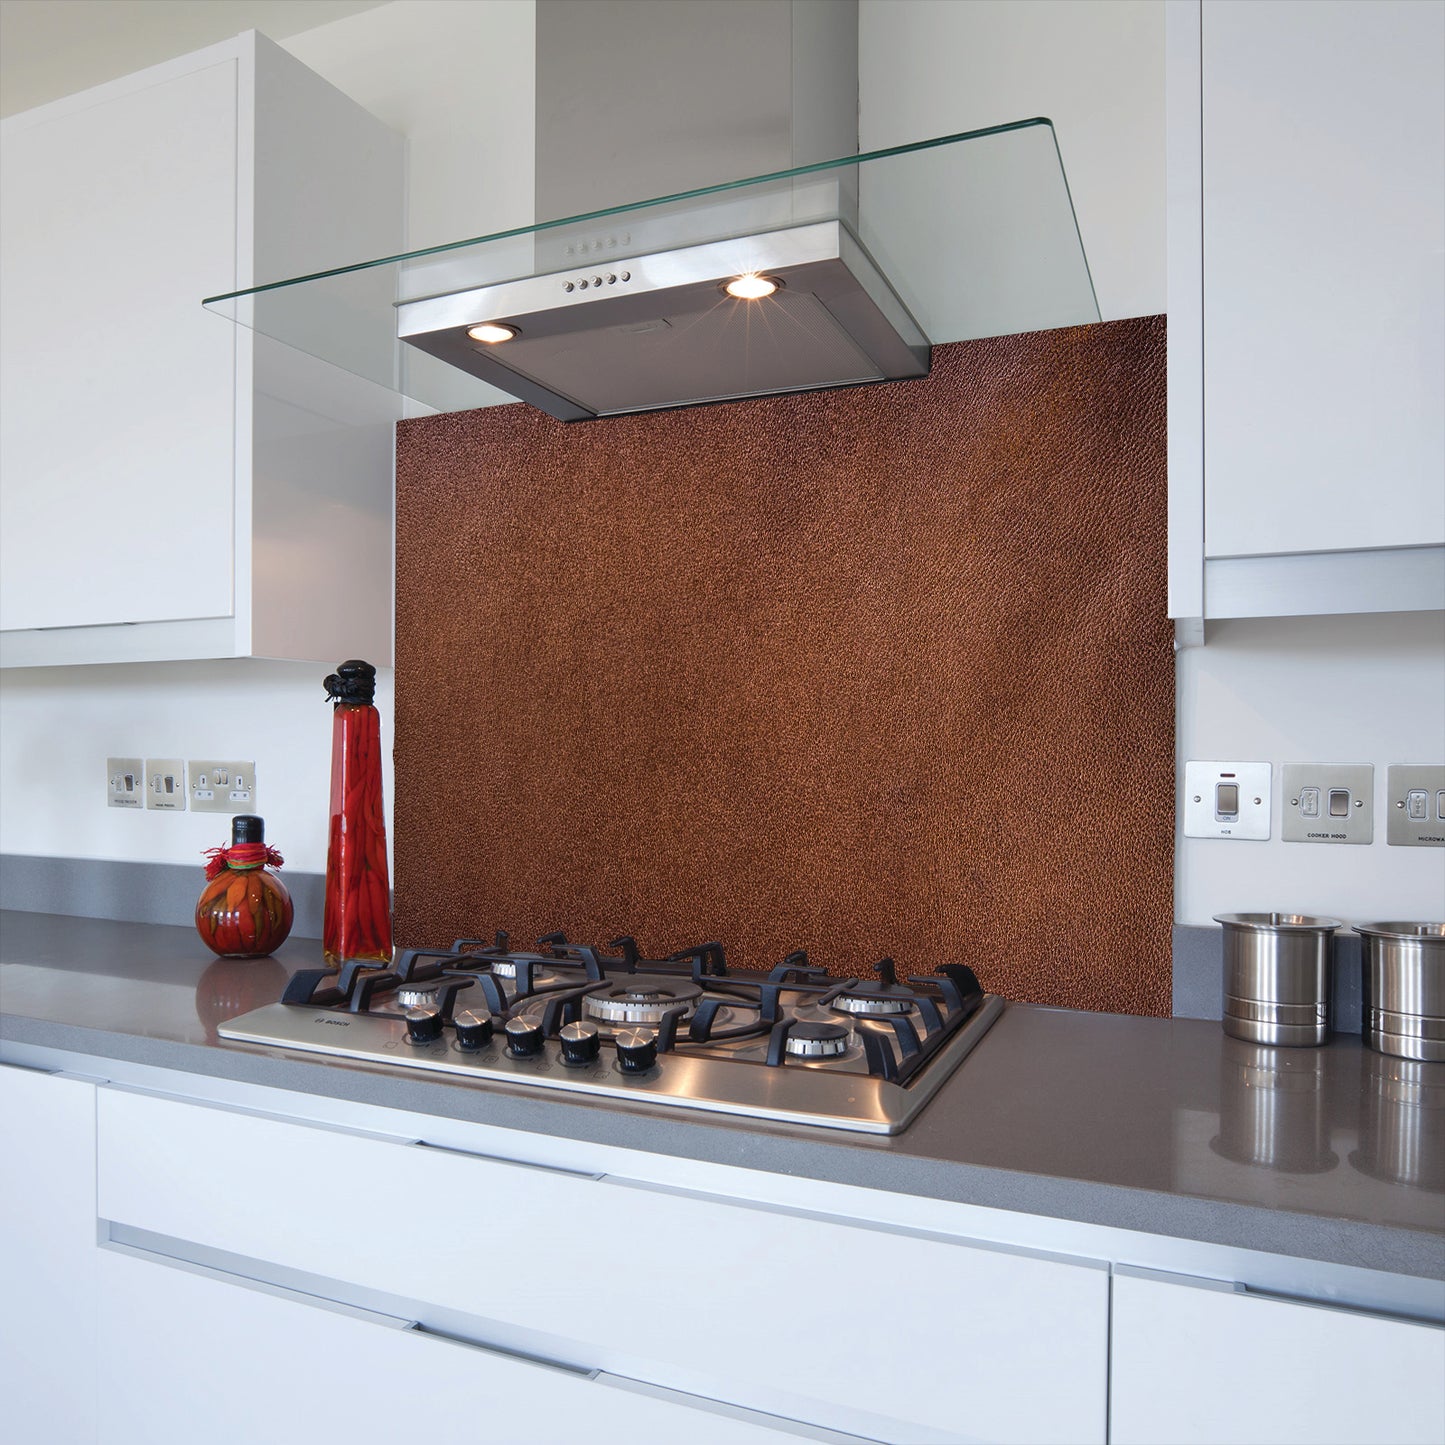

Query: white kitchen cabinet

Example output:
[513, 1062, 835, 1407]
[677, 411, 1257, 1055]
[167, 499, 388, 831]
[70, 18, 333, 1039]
[1167, 0, 1445, 629]
[96, 1245, 804, 1445]
[95, 1084, 1110, 1444]
[1110, 1266, 1445, 1445]
[0, 1064, 98, 1445]
[0, 31, 403, 667]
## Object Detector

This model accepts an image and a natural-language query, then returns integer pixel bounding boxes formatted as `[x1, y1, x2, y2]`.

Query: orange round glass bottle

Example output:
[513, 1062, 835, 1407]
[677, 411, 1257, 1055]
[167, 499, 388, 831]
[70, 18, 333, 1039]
[322, 659, 392, 963]
[195, 814, 294, 957]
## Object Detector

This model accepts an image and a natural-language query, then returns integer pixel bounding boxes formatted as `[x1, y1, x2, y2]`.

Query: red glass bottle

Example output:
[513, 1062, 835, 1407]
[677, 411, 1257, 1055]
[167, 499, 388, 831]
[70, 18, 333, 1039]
[195, 814, 294, 958]
[323, 659, 392, 964]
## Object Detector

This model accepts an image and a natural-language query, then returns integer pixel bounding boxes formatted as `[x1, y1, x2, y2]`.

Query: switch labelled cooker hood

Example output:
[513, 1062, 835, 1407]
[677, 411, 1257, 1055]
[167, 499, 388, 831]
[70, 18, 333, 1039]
[203, 121, 1100, 420]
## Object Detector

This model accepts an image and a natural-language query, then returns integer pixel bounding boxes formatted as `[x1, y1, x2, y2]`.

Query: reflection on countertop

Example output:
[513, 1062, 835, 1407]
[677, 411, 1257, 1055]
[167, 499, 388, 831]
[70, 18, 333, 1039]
[1212, 1039, 1339, 1176]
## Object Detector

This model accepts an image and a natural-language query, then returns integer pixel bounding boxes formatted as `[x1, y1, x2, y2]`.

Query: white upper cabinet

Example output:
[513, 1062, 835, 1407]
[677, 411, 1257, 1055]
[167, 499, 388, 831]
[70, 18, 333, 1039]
[1168, 0, 1445, 626]
[0, 32, 404, 667]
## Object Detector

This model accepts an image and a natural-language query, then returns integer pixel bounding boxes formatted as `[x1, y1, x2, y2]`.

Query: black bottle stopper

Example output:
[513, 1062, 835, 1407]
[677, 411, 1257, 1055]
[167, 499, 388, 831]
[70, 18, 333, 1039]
[323, 659, 376, 705]
[231, 815, 265, 845]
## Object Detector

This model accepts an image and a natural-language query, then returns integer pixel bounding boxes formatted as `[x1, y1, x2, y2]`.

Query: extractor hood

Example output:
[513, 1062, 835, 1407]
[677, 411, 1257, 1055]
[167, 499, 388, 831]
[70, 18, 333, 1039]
[396, 219, 928, 421]
[204, 3, 1098, 421]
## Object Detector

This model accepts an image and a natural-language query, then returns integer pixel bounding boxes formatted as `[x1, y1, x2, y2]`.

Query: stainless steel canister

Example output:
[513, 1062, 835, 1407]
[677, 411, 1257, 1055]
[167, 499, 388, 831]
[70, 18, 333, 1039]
[1214, 913, 1342, 1047]
[1357, 921, 1445, 1062]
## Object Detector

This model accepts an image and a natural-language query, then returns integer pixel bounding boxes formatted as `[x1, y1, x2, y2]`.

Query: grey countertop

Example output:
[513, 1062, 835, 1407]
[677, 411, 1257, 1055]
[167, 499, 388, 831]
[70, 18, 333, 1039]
[2, 910, 1442, 1281]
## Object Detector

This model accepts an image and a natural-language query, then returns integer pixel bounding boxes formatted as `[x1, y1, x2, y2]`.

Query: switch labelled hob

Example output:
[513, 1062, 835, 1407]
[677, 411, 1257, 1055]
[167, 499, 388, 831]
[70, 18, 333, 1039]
[1281, 762, 1373, 844]
[1387, 764, 1445, 847]
[1183, 761, 1272, 839]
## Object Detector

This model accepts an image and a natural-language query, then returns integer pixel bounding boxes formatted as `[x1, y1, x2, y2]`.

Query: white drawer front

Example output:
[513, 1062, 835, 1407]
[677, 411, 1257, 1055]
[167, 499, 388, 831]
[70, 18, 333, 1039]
[97, 1086, 1108, 1443]
[97, 1245, 808, 1445]
[1111, 1267, 1445, 1445]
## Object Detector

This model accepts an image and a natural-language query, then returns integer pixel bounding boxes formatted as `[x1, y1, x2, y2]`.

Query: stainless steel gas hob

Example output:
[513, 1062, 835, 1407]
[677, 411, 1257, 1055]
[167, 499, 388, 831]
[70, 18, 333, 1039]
[219, 933, 1004, 1134]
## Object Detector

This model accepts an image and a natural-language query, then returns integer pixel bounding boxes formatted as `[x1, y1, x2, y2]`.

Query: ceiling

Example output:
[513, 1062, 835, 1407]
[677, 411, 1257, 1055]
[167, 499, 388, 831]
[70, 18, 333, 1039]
[0, 0, 388, 117]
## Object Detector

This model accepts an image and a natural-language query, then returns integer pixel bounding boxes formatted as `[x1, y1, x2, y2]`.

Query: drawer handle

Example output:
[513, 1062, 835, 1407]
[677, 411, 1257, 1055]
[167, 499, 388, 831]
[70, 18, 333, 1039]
[405, 1323, 597, 1377]
[411, 1139, 602, 1181]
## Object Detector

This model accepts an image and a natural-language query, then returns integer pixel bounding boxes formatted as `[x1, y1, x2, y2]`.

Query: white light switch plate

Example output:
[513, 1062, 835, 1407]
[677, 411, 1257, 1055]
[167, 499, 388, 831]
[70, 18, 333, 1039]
[1183, 761, 1271, 839]
[143, 758, 187, 811]
[106, 757, 144, 809]
[1386, 764, 1445, 847]
[1281, 762, 1374, 844]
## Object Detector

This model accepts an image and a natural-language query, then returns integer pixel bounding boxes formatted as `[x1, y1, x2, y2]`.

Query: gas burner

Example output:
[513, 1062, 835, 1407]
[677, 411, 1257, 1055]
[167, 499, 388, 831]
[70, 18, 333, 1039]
[785, 1022, 851, 1058]
[455, 952, 549, 980]
[396, 983, 441, 1008]
[828, 957, 920, 1017]
[585, 976, 702, 1025]
[831, 991, 916, 1017]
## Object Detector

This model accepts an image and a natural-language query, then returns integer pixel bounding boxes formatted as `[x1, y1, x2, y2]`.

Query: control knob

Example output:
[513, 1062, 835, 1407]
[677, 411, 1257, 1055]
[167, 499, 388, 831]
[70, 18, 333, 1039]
[559, 1020, 601, 1066]
[453, 1010, 494, 1050]
[404, 1006, 443, 1044]
[504, 1015, 545, 1058]
[615, 1026, 658, 1073]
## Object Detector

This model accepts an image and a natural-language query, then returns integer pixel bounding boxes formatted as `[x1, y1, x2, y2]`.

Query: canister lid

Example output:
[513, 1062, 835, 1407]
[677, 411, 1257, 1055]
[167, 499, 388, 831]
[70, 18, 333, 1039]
[1354, 921, 1445, 942]
[1213, 912, 1342, 932]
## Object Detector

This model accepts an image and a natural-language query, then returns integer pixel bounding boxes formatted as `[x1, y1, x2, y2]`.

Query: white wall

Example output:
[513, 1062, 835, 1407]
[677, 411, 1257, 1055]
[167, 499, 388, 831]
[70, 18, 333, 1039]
[859, 0, 1166, 322]
[283, 0, 534, 250]
[0, 661, 390, 877]
[1176, 613, 1445, 927]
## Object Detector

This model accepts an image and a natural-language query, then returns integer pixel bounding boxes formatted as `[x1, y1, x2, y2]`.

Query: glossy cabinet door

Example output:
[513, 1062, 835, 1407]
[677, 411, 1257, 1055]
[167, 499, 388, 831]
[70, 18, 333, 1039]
[0, 1065, 98, 1445]
[96, 1246, 808, 1445]
[1201, 0, 1444, 561]
[0, 57, 238, 633]
[1110, 1266, 1445, 1445]
[1167, 0, 1445, 625]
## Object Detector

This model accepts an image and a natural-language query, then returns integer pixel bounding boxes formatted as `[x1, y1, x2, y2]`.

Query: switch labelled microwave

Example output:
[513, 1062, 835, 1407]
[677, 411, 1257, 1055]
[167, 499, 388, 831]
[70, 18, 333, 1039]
[1183, 761, 1271, 839]
[1281, 762, 1373, 844]
[1387, 764, 1445, 847]
[190, 759, 256, 814]
[106, 757, 144, 809]
[143, 758, 187, 811]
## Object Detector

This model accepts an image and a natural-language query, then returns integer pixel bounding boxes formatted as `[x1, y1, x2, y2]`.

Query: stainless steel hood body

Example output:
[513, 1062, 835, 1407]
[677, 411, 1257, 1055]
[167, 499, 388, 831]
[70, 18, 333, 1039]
[398, 220, 929, 421]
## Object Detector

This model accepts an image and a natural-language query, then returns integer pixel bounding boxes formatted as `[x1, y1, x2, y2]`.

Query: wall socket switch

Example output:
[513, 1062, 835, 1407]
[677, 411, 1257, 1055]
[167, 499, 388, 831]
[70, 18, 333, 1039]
[143, 758, 187, 811]
[106, 757, 144, 809]
[1183, 761, 1272, 839]
[1386, 764, 1445, 847]
[1280, 762, 1373, 844]
[190, 759, 256, 813]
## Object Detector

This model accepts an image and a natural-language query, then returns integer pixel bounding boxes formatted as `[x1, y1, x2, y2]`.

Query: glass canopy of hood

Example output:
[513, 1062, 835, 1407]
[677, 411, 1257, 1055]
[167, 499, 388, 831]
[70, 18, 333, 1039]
[204, 119, 1099, 419]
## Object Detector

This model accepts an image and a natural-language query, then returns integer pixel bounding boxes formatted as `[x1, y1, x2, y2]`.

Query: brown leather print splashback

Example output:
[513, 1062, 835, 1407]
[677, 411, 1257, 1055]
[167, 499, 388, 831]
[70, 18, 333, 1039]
[394, 316, 1172, 1014]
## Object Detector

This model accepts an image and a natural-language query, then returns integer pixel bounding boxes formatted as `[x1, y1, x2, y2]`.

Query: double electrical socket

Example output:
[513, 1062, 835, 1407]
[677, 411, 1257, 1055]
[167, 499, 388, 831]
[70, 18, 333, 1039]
[107, 758, 256, 813]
